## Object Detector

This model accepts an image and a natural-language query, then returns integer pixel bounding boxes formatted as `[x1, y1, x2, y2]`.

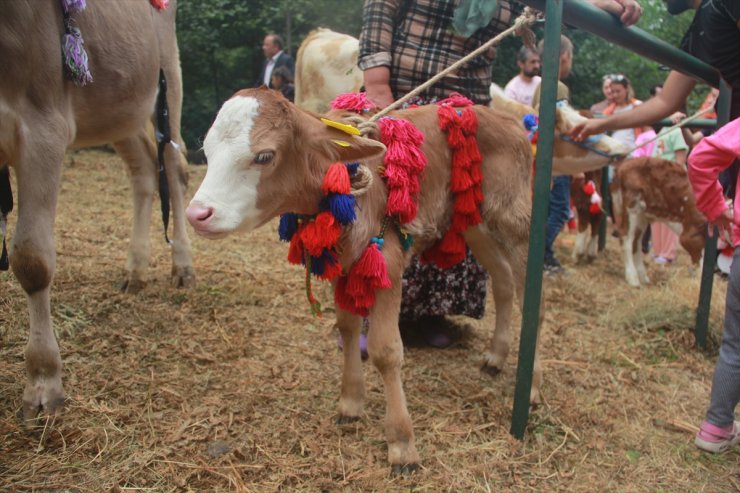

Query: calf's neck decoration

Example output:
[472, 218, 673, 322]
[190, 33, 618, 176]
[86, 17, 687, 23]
[279, 92, 427, 317]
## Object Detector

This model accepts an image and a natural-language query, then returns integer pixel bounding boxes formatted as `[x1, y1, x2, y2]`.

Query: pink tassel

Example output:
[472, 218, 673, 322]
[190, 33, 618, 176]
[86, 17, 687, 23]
[331, 92, 377, 113]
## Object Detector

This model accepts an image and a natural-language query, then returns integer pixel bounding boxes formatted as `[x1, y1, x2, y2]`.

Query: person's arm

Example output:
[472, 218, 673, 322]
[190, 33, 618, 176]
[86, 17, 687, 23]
[358, 0, 401, 109]
[687, 120, 740, 232]
[586, 0, 642, 26]
[572, 70, 696, 141]
[674, 148, 688, 167]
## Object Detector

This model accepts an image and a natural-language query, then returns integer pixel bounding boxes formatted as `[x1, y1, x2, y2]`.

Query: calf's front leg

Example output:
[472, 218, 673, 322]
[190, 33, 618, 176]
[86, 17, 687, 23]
[335, 308, 365, 422]
[367, 239, 419, 473]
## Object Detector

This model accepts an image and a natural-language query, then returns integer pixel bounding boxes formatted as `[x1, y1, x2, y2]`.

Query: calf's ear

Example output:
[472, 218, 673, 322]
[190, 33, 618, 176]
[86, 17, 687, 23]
[306, 117, 386, 164]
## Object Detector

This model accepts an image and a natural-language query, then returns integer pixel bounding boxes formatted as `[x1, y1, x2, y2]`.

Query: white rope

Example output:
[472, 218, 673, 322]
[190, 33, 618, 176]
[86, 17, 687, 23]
[623, 106, 715, 156]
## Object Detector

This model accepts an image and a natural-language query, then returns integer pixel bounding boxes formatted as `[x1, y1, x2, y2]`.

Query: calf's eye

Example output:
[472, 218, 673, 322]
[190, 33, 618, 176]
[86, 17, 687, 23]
[254, 151, 274, 165]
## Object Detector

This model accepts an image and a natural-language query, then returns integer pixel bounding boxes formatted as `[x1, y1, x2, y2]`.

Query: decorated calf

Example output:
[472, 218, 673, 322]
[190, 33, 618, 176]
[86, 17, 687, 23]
[186, 87, 536, 472]
[613, 157, 706, 287]
[488, 86, 628, 175]
[571, 171, 605, 263]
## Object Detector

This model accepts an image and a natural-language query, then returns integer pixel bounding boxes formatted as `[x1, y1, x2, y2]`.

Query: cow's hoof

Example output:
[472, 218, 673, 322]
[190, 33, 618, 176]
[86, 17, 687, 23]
[171, 266, 195, 289]
[391, 463, 420, 476]
[481, 363, 503, 377]
[530, 390, 541, 408]
[120, 277, 146, 294]
[336, 415, 360, 425]
[22, 381, 67, 425]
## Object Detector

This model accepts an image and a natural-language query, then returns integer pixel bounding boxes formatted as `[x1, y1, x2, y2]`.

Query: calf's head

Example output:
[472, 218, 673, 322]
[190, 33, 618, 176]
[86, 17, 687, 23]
[186, 88, 385, 238]
[489, 92, 628, 174]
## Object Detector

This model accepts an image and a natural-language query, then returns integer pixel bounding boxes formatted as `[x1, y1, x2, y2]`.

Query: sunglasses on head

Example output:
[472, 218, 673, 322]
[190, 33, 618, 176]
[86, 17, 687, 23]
[603, 73, 627, 83]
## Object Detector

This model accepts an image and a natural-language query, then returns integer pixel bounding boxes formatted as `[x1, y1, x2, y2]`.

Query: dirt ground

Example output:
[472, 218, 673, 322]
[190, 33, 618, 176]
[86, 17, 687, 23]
[1, 150, 738, 492]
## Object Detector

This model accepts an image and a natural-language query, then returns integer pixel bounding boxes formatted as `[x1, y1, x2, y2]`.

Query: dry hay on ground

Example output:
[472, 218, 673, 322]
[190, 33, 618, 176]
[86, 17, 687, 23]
[1, 150, 738, 492]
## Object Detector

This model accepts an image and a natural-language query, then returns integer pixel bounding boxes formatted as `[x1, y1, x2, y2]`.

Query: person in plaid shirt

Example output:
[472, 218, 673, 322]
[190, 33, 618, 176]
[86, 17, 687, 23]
[358, 0, 641, 347]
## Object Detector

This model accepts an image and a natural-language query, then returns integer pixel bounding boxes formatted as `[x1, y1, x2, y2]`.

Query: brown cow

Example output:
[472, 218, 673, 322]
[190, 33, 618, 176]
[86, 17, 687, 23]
[186, 87, 536, 472]
[0, 0, 193, 420]
[613, 157, 706, 287]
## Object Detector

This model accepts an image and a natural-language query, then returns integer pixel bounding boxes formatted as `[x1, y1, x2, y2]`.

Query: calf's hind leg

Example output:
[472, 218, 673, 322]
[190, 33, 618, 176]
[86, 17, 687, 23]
[113, 128, 158, 293]
[466, 226, 543, 405]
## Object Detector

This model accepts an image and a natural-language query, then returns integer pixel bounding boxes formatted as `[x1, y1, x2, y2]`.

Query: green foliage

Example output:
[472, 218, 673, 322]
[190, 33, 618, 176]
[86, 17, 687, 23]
[177, 0, 712, 150]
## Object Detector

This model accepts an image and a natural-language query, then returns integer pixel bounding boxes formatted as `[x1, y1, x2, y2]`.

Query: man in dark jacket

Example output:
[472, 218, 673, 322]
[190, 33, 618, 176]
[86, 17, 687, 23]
[256, 33, 295, 89]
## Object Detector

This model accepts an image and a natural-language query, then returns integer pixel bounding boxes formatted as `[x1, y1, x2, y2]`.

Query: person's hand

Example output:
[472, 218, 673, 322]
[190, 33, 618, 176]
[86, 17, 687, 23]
[588, 0, 642, 27]
[365, 83, 394, 109]
[710, 208, 734, 243]
[571, 118, 607, 142]
[669, 111, 687, 124]
[615, 0, 642, 26]
[362, 66, 394, 109]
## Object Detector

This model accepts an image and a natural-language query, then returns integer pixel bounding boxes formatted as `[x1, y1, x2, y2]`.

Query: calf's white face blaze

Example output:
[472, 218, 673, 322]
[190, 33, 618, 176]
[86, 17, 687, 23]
[191, 96, 264, 236]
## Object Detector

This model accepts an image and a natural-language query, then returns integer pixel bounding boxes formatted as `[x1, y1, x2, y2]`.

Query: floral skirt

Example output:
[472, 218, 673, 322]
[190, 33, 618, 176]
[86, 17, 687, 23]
[399, 248, 487, 321]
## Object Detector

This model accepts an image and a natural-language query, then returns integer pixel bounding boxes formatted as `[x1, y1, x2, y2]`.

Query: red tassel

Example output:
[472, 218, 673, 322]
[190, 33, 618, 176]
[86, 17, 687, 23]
[583, 181, 595, 196]
[451, 168, 474, 192]
[353, 244, 391, 289]
[287, 234, 304, 265]
[589, 203, 602, 216]
[322, 162, 351, 195]
[455, 189, 478, 214]
[301, 212, 341, 256]
[460, 107, 478, 135]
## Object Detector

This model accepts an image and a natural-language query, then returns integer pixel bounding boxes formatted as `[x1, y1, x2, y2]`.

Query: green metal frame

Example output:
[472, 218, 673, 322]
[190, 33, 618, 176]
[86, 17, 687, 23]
[511, 0, 730, 439]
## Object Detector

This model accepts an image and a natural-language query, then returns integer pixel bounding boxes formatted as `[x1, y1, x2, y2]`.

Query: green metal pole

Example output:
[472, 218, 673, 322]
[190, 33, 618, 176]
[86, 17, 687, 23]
[694, 80, 732, 348]
[519, 0, 720, 88]
[510, 0, 562, 440]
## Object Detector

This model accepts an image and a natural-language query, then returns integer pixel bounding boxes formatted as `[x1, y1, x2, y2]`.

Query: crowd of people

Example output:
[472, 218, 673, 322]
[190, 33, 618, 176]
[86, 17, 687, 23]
[256, 0, 739, 455]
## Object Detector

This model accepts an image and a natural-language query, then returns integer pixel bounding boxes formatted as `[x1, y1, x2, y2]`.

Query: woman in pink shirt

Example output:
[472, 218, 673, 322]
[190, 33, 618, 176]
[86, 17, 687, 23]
[687, 118, 740, 453]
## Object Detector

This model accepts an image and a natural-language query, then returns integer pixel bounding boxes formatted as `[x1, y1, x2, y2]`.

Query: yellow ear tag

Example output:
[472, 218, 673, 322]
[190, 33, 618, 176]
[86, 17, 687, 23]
[332, 139, 351, 147]
[321, 118, 361, 136]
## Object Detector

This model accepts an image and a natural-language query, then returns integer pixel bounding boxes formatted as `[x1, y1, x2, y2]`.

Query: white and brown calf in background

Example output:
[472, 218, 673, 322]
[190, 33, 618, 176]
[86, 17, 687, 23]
[571, 170, 605, 263]
[294, 28, 364, 113]
[1, 0, 193, 421]
[186, 87, 537, 472]
[613, 157, 706, 287]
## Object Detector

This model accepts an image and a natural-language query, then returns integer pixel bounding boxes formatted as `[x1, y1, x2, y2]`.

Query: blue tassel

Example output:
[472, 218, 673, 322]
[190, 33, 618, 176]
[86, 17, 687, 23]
[401, 231, 414, 251]
[329, 194, 356, 225]
[345, 162, 360, 176]
[278, 213, 298, 241]
[310, 254, 325, 276]
[523, 113, 539, 132]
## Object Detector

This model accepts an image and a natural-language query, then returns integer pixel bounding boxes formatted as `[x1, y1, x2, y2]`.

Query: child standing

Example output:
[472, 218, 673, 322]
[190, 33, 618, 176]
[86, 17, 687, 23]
[687, 117, 740, 453]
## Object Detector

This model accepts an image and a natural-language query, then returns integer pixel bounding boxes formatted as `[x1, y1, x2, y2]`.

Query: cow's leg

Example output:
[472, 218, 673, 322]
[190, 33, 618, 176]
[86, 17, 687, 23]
[465, 230, 514, 375]
[587, 218, 600, 261]
[160, 53, 194, 288]
[366, 237, 419, 473]
[572, 225, 589, 263]
[623, 209, 642, 287]
[335, 308, 365, 422]
[11, 121, 67, 421]
[466, 226, 542, 404]
[113, 130, 156, 293]
[634, 217, 650, 285]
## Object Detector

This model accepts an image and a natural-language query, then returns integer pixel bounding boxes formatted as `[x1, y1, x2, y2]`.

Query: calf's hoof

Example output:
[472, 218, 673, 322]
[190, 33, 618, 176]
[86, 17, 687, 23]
[336, 414, 360, 425]
[481, 363, 502, 377]
[391, 463, 420, 476]
[120, 277, 146, 294]
[22, 378, 67, 424]
[172, 266, 196, 289]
